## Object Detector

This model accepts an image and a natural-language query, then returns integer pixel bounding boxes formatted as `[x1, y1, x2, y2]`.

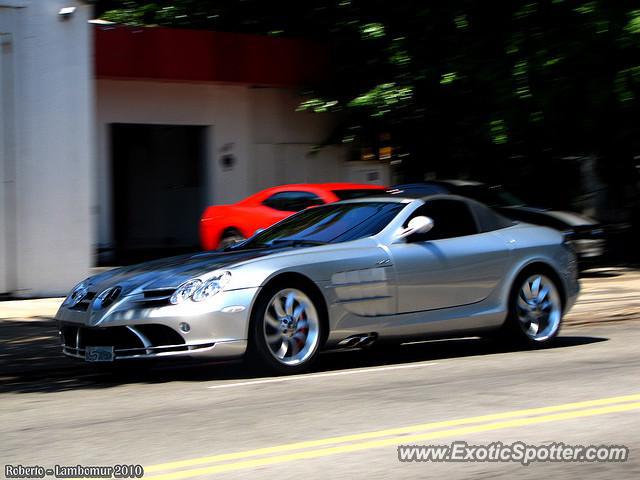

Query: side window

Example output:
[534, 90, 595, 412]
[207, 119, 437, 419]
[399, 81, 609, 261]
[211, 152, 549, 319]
[262, 191, 325, 212]
[469, 201, 514, 232]
[405, 199, 478, 241]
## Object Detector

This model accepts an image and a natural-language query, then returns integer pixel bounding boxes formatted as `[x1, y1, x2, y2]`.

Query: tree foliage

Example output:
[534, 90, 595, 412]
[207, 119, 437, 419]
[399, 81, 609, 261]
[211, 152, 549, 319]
[98, 1, 640, 188]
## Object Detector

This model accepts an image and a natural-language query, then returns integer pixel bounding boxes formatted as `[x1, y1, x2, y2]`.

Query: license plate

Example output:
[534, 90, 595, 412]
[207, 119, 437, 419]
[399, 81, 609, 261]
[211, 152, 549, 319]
[85, 346, 114, 362]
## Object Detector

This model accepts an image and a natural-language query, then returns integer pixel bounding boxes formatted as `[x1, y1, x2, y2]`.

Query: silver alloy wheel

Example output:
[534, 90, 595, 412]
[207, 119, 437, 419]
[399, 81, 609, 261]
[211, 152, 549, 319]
[516, 274, 562, 341]
[263, 288, 320, 366]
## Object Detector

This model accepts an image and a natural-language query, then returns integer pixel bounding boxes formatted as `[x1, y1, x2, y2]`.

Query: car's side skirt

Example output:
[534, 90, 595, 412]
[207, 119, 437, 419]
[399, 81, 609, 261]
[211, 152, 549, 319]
[325, 298, 507, 347]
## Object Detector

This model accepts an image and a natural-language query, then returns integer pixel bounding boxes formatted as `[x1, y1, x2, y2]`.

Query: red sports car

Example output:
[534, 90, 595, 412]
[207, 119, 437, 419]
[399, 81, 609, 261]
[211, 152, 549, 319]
[200, 183, 386, 249]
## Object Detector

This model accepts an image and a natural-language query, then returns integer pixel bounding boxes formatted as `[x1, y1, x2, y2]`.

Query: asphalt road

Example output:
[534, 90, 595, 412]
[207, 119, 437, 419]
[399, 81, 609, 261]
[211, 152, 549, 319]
[1, 306, 639, 479]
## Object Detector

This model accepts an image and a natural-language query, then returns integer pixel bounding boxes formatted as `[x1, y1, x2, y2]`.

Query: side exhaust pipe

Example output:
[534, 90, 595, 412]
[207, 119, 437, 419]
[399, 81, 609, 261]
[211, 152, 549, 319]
[337, 333, 377, 349]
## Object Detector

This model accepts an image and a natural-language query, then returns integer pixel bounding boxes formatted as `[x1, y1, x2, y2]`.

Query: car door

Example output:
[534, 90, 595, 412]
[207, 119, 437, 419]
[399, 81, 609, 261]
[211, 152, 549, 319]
[389, 199, 508, 313]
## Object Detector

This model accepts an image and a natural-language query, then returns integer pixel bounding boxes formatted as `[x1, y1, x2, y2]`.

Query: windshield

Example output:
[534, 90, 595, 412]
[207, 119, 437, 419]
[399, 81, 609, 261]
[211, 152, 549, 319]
[236, 202, 405, 249]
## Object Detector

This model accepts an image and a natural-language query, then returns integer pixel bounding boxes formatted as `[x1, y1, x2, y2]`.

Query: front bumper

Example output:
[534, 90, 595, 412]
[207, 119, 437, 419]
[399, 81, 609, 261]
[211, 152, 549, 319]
[59, 325, 246, 361]
[56, 287, 258, 362]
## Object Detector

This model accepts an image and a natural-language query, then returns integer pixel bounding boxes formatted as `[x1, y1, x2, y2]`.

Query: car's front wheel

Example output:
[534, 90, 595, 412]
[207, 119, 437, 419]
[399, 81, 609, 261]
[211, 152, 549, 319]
[502, 271, 564, 346]
[247, 284, 323, 374]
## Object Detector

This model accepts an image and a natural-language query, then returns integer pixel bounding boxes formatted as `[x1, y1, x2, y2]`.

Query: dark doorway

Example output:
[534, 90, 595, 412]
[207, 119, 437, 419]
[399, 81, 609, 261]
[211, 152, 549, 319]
[110, 124, 208, 264]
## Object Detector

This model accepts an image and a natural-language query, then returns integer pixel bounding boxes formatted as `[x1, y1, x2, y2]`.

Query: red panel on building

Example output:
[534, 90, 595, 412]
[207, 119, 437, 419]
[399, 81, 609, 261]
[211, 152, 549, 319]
[94, 25, 326, 87]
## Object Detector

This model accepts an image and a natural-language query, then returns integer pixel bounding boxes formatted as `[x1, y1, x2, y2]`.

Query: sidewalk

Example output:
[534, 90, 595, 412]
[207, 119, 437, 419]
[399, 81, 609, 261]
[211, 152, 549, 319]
[565, 268, 640, 325]
[1, 268, 639, 323]
[0, 297, 64, 320]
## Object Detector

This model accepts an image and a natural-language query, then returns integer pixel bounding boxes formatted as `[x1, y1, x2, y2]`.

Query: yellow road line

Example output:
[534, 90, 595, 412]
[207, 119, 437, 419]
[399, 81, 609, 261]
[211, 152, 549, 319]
[145, 392, 640, 473]
[146, 401, 640, 479]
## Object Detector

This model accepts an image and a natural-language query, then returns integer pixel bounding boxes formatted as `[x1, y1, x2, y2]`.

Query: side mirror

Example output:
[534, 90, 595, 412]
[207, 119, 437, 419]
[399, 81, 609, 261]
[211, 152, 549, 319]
[396, 216, 434, 241]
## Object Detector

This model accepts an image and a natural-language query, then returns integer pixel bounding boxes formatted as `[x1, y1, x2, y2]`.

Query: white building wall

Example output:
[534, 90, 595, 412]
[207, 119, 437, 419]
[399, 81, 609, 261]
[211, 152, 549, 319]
[95, 80, 382, 251]
[248, 88, 348, 190]
[0, 0, 93, 297]
[96, 79, 252, 250]
[0, 18, 388, 295]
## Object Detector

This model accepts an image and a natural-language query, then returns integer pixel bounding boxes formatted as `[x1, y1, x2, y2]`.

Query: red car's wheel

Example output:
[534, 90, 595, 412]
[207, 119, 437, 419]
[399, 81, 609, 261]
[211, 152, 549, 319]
[219, 228, 245, 249]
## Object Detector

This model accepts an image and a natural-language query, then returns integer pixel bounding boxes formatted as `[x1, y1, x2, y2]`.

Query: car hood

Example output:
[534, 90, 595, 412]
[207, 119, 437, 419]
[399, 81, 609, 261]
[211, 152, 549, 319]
[84, 247, 288, 296]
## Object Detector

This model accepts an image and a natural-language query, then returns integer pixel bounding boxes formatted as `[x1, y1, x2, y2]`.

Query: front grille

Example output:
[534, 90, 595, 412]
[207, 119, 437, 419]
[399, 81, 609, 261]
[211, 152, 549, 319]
[81, 326, 141, 349]
[59, 323, 199, 359]
[69, 292, 96, 312]
[143, 288, 175, 299]
[135, 324, 184, 346]
[135, 288, 176, 308]
[61, 324, 142, 349]
[69, 288, 176, 312]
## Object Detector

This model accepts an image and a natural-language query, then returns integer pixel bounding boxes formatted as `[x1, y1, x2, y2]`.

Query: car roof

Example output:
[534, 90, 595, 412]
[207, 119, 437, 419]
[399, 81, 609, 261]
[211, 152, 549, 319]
[236, 183, 387, 205]
[391, 180, 487, 191]
[385, 185, 449, 198]
[436, 179, 485, 187]
[263, 183, 385, 192]
[339, 193, 476, 204]
[240, 183, 385, 203]
[333, 195, 414, 204]
[335, 193, 514, 231]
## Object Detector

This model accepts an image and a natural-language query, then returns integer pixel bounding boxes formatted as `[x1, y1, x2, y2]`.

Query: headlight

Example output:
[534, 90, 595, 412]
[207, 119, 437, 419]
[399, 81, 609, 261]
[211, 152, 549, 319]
[62, 281, 89, 308]
[170, 279, 203, 305]
[192, 271, 232, 302]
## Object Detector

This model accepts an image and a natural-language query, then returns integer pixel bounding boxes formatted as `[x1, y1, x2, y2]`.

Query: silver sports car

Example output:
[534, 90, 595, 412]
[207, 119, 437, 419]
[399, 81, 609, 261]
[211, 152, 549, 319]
[56, 194, 579, 374]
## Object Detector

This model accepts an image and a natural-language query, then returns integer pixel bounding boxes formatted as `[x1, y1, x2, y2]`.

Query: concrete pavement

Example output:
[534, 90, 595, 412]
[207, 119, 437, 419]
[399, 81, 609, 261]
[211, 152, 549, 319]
[1, 265, 640, 478]
[1, 320, 639, 479]
[1, 267, 640, 479]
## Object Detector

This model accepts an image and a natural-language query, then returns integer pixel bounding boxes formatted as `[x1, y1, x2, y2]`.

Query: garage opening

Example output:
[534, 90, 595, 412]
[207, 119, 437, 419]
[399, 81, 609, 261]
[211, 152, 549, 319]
[110, 124, 208, 264]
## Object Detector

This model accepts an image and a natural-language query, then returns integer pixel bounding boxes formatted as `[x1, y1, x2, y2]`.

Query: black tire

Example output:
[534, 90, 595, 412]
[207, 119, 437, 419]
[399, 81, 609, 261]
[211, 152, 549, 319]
[219, 228, 245, 249]
[246, 281, 324, 375]
[498, 269, 564, 347]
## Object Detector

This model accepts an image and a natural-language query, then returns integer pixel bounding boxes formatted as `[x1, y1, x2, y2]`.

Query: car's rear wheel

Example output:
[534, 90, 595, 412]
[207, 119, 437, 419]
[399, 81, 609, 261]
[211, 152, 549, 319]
[502, 271, 563, 346]
[247, 285, 322, 374]
[219, 228, 245, 249]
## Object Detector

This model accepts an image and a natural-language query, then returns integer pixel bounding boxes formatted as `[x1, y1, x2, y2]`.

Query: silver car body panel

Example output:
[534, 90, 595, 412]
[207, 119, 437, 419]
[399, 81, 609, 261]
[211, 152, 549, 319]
[55, 196, 579, 361]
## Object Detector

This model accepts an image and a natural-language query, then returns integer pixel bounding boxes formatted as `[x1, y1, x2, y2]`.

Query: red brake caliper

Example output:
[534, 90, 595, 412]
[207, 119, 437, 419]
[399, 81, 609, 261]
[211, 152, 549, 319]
[295, 312, 308, 348]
